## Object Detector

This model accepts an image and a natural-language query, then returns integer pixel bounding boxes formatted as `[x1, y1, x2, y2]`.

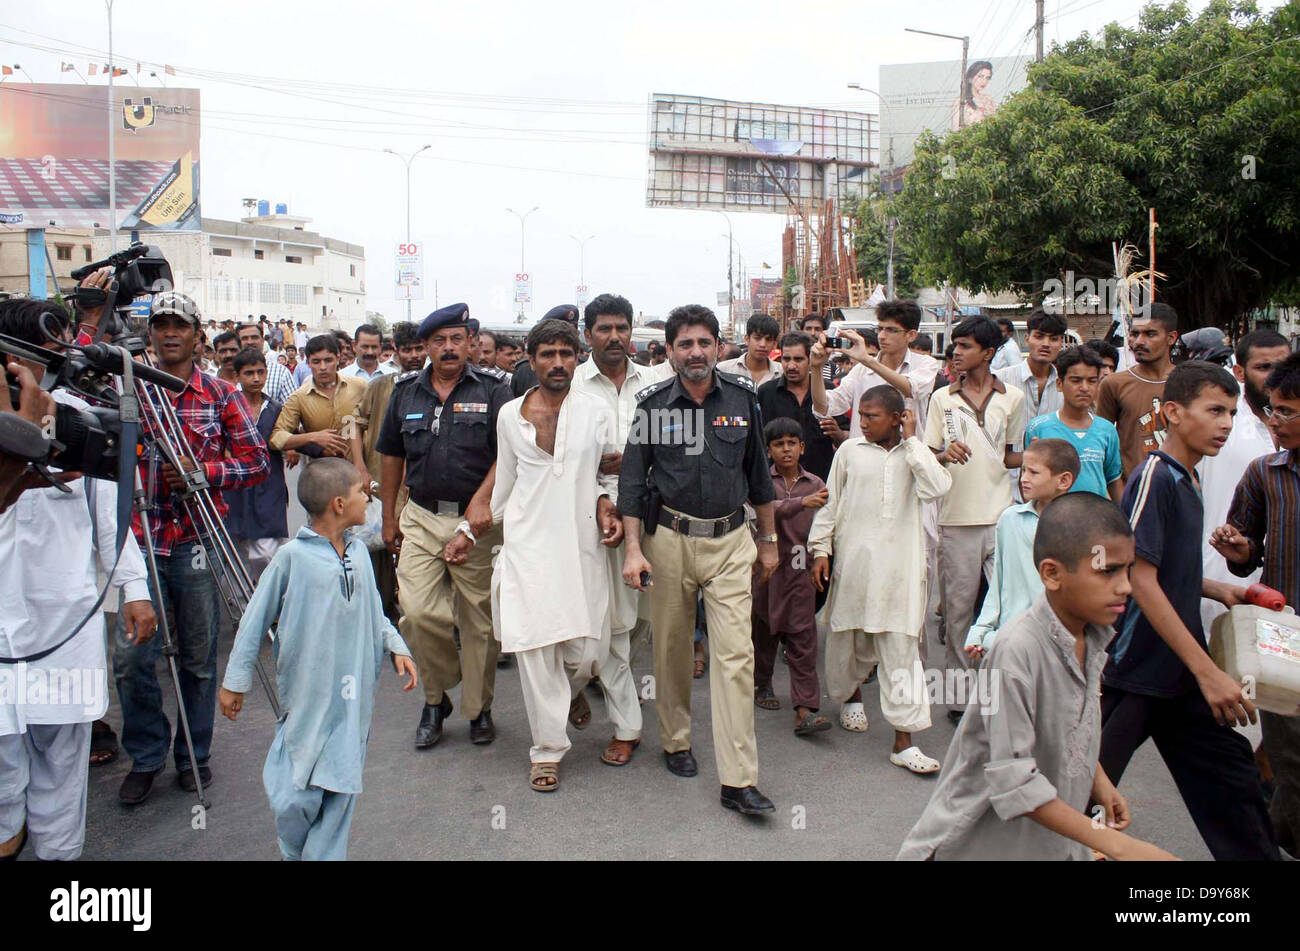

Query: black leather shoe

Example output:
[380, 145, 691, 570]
[947, 709, 964, 724]
[469, 709, 495, 745]
[496, 653, 513, 669]
[119, 767, 163, 805]
[720, 785, 776, 815]
[177, 765, 212, 792]
[415, 696, 453, 749]
[664, 749, 698, 777]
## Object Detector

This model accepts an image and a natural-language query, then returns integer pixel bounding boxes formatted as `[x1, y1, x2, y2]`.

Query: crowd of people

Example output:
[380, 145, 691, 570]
[1, 279, 1298, 863]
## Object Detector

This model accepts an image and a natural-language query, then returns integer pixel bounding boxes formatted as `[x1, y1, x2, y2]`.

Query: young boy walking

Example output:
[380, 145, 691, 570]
[1100, 361, 1278, 861]
[899, 493, 1175, 860]
[220, 458, 418, 861]
[924, 316, 1026, 715]
[965, 438, 1078, 659]
[1024, 346, 1123, 502]
[225, 348, 295, 581]
[811, 385, 951, 773]
[752, 418, 829, 734]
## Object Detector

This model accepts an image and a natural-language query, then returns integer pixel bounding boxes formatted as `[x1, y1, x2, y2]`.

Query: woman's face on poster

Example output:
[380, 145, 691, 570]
[973, 67, 992, 92]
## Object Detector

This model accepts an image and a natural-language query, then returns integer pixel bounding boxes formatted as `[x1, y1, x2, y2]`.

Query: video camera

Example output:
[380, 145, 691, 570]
[0, 242, 186, 481]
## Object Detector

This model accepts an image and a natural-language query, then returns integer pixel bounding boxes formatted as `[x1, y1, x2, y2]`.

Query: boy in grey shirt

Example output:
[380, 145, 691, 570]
[898, 493, 1175, 861]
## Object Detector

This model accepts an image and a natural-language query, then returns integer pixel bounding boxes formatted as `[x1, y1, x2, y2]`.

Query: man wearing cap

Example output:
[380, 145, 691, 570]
[114, 292, 270, 805]
[619, 304, 780, 816]
[511, 304, 580, 397]
[376, 303, 512, 748]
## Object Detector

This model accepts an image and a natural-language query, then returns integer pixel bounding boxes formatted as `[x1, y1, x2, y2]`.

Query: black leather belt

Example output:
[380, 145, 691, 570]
[412, 497, 468, 517]
[657, 507, 745, 538]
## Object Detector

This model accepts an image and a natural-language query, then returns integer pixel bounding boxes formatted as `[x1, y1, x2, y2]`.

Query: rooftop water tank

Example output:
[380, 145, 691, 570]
[256, 199, 269, 216]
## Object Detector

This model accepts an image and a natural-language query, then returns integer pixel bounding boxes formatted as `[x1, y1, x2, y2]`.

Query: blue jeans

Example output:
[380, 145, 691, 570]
[112, 541, 221, 773]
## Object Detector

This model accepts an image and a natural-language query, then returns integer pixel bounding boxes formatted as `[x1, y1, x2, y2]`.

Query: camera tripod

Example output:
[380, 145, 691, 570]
[112, 352, 281, 810]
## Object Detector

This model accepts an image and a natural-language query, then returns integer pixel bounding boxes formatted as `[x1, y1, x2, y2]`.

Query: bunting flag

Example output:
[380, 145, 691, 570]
[112, 68, 127, 77]
[61, 62, 75, 72]
[136, 62, 142, 73]
[1, 66, 12, 76]
[164, 64, 176, 76]
[88, 63, 98, 75]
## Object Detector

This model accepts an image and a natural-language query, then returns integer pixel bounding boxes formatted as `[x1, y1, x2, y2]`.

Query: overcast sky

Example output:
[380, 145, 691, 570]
[2, 0, 1275, 326]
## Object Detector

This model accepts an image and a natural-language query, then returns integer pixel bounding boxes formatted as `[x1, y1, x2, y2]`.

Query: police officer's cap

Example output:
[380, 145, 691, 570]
[541, 304, 580, 325]
[418, 302, 479, 339]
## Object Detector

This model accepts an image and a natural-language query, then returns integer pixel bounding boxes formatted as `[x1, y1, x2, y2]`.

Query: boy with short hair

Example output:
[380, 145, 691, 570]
[924, 316, 1027, 702]
[1100, 361, 1278, 861]
[219, 458, 418, 861]
[965, 438, 1078, 659]
[1212, 350, 1300, 858]
[1024, 346, 1123, 502]
[811, 385, 951, 773]
[752, 418, 829, 734]
[225, 347, 294, 581]
[899, 493, 1175, 860]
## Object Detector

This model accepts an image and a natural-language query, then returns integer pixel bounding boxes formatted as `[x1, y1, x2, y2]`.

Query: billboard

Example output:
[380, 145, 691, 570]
[878, 55, 1029, 172]
[395, 242, 423, 300]
[646, 94, 876, 213]
[0, 83, 201, 231]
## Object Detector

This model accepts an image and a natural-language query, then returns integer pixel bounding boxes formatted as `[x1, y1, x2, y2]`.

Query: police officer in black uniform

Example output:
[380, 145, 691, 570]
[618, 304, 780, 816]
[376, 303, 512, 750]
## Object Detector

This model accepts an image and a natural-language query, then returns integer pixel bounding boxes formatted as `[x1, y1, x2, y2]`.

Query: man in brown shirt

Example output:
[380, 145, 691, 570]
[351, 322, 425, 622]
[270, 333, 367, 463]
[1097, 304, 1179, 480]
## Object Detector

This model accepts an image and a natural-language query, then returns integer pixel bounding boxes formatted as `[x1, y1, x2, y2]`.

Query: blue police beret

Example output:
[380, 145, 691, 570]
[541, 304, 580, 325]
[418, 302, 479, 339]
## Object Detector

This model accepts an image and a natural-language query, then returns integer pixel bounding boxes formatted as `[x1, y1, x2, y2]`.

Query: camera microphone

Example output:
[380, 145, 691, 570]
[77, 344, 189, 393]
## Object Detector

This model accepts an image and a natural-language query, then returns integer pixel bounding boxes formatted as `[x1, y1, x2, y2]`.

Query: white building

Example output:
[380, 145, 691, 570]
[89, 210, 366, 332]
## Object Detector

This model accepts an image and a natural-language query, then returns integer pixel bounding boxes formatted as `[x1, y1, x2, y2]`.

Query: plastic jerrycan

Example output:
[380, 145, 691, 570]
[1209, 586, 1300, 716]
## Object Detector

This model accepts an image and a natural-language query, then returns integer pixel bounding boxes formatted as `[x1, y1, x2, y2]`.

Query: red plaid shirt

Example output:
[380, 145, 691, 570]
[135, 367, 269, 557]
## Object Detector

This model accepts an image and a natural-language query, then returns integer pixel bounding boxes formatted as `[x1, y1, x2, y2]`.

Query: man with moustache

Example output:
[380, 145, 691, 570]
[376, 304, 511, 750]
[512, 305, 581, 397]
[571, 293, 673, 766]
[1098, 303, 1180, 479]
[447, 319, 622, 792]
[619, 304, 779, 816]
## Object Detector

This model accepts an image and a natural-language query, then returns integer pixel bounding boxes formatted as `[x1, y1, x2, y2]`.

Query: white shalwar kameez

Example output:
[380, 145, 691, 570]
[491, 388, 618, 762]
[0, 444, 150, 860]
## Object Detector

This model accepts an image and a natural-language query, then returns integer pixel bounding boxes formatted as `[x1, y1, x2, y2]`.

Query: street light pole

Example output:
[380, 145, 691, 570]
[848, 83, 897, 300]
[569, 233, 595, 284]
[383, 145, 432, 321]
[106, 0, 116, 251]
[506, 206, 539, 322]
[904, 27, 969, 128]
[711, 209, 734, 333]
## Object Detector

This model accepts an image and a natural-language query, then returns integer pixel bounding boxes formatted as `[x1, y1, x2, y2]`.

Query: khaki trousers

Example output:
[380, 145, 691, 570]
[643, 525, 759, 788]
[938, 524, 997, 674]
[825, 629, 932, 733]
[397, 501, 501, 718]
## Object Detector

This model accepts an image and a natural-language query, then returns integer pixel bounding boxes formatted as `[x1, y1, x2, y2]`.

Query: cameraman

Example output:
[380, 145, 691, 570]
[0, 359, 56, 511]
[0, 299, 157, 861]
[112, 291, 269, 805]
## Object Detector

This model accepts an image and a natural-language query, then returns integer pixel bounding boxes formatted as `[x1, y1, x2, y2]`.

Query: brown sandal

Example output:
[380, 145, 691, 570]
[568, 693, 591, 730]
[529, 762, 560, 792]
[600, 737, 640, 767]
[693, 657, 707, 679]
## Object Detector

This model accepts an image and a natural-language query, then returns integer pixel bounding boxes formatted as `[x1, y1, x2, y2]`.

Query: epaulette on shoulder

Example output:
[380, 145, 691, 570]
[716, 370, 756, 392]
[634, 376, 674, 403]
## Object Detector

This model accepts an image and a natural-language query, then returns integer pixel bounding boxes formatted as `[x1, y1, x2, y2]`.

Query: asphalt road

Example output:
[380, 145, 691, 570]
[68, 465, 1225, 860]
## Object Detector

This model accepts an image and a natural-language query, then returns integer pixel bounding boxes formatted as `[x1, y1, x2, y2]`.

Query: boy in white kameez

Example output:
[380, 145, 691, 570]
[898, 493, 1174, 860]
[810, 385, 950, 774]
[220, 458, 417, 861]
[449, 319, 622, 793]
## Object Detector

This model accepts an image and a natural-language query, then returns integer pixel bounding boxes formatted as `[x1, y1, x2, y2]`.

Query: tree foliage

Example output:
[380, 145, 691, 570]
[853, 197, 919, 297]
[893, 0, 1300, 329]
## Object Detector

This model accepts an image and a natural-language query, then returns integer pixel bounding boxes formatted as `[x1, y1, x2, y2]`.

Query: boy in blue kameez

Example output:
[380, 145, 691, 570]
[220, 458, 418, 861]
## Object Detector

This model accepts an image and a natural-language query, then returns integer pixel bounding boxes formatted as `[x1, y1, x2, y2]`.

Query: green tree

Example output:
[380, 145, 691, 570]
[894, 0, 1300, 329]
[853, 196, 918, 297]
[365, 311, 390, 335]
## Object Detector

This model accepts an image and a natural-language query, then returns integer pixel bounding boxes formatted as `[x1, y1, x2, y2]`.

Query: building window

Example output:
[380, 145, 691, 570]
[349, 264, 356, 277]
[253, 249, 265, 260]
[211, 247, 232, 257]
[55, 245, 72, 261]
[285, 255, 302, 264]
[259, 281, 280, 304]
[284, 283, 309, 306]
[83, 246, 93, 261]
[211, 278, 232, 304]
